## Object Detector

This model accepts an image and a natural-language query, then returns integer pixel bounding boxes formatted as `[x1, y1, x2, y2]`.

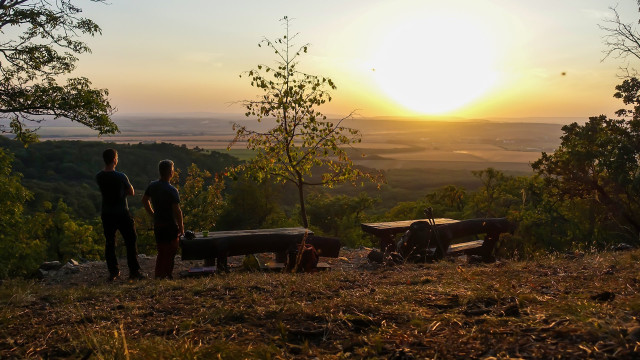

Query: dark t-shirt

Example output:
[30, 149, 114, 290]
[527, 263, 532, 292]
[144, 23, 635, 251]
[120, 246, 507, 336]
[96, 170, 132, 215]
[144, 180, 180, 225]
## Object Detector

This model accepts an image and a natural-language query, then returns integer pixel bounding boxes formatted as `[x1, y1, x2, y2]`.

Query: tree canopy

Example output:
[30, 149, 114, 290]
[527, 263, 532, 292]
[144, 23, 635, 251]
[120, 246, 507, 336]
[532, 81, 640, 239]
[0, 0, 116, 142]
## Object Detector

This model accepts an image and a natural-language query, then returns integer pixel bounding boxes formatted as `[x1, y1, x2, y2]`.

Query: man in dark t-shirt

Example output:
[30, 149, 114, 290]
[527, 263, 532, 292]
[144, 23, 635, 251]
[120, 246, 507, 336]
[142, 159, 184, 279]
[96, 148, 144, 281]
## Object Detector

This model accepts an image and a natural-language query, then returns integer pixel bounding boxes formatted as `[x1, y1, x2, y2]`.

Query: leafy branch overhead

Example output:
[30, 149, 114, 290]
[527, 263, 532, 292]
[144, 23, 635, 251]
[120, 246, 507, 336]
[0, 0, 117, 143]
[229, 16, 383, 227]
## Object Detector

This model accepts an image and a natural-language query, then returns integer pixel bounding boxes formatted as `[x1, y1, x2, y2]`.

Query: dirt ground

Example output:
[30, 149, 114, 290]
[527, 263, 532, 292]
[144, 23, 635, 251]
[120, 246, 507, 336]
[42, 247, 375, 286]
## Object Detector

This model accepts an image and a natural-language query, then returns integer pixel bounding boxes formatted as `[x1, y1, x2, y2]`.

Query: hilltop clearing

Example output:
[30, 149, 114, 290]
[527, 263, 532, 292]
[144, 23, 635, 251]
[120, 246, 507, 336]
[1, 248, 640, 358]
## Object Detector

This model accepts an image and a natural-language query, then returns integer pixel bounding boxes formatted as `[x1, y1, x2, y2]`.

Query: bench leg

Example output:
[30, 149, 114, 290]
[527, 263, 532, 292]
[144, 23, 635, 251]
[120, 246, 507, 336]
[274, 251, 287, 263]
[217, 254, 229, 273]
[203, 258, 215, 267]
[480, 232, 499, 262]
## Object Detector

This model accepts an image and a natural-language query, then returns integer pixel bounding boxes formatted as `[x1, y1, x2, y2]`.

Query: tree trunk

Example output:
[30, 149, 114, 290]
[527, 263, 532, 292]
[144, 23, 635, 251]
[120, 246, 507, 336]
[297, 182, 308, 228]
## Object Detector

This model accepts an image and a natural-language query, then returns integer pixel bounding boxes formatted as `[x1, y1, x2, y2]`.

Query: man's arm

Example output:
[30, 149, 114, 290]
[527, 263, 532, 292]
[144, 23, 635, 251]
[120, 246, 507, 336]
[126, 183, 135, 196]
[141, 194, 154, 216]
[172, 203, 184, 236]
[123, 174, 134, 196]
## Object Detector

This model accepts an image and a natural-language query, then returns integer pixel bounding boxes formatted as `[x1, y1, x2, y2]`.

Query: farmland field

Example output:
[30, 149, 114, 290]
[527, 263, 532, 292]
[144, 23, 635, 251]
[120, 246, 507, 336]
[32, 115, 566, 173]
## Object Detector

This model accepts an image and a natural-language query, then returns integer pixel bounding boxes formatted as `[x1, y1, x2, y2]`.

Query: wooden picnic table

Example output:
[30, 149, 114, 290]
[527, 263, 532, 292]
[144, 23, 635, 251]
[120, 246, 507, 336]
[361, 218, 512, 261]
[180, 227, 340, 270]
[361, 218, 459, 251]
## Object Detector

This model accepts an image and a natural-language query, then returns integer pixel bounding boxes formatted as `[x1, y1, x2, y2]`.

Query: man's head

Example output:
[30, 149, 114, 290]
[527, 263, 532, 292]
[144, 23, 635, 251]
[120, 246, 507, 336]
[102, 148, 118, 166]
[158, 159, 174, 180]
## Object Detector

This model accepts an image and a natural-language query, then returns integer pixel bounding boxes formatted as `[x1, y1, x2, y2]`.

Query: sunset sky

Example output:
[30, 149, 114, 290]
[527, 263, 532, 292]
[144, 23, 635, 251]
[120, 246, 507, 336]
[76, 0, 638, 120]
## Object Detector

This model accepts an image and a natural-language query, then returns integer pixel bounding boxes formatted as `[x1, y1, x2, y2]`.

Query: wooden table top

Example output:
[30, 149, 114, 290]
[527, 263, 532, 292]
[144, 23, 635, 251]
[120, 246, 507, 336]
[361, 218, 459, 236]
[192, 227, 312, 240]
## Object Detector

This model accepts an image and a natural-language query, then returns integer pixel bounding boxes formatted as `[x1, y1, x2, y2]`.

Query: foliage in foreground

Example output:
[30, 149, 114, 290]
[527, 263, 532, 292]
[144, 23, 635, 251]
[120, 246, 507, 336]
[1, 249, 640, 359]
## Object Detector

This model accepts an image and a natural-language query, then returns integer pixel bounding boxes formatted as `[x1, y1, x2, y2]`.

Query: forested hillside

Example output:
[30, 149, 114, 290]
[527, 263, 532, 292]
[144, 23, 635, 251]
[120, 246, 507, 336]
[0, 137, 239, 218]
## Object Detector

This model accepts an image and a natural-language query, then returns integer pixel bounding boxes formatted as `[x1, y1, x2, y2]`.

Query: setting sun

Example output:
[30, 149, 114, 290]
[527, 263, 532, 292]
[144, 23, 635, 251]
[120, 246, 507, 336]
[371, 11, 500, 115]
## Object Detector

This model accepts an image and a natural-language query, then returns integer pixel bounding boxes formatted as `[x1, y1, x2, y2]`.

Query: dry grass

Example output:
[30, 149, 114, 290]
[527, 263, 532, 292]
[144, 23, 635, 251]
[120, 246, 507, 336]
[2, 249, 640, 359]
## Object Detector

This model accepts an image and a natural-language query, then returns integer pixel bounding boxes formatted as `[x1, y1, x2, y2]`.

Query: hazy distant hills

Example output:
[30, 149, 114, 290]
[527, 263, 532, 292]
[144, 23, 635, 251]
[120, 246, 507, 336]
[32, 112, 576, 138]
[21, 113, 570, 172]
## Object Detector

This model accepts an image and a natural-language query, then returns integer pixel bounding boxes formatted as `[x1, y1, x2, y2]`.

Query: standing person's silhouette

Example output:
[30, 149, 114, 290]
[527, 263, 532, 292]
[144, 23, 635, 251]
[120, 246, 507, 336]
[96, 149, 145, 281]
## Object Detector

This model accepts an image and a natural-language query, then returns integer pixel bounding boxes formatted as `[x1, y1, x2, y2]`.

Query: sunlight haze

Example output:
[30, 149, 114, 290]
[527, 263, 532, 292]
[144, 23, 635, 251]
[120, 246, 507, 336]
[75, 0, 637, 120]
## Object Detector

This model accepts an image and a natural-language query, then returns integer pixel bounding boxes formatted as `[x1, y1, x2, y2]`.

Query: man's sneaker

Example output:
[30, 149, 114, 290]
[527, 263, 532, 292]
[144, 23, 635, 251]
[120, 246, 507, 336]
[129, 272, 148, 280]
[108, 271, 120, 282]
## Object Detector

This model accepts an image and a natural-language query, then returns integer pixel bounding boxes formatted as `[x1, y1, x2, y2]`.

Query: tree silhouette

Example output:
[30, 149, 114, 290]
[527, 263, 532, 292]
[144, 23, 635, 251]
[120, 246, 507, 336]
[0, 0, 116, 143]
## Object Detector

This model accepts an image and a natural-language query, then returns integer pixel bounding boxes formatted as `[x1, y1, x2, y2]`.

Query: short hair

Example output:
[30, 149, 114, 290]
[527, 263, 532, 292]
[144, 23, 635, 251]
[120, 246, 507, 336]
[102, 148, 117, 165]
[158, 159, 174, 178]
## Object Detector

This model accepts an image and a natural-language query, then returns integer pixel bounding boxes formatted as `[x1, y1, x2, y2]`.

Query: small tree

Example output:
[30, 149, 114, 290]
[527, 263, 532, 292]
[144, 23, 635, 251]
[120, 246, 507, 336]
[229, 17, 381, 228]
[0, 0, 117, 143]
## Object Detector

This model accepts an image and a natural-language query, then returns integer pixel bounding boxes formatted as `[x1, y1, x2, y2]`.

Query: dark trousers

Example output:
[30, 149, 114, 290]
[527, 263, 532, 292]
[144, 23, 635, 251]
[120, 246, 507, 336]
[155, 238, 179, 279]
[101, 212, 141, 276]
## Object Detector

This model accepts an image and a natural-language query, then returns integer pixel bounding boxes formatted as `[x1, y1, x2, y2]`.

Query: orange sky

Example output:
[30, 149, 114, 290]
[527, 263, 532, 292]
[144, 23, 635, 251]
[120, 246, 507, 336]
[75, 0, 637, 120]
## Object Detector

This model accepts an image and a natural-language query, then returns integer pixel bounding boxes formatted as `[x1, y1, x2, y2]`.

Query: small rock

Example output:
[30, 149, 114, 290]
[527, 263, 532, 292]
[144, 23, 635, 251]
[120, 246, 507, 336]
[385, 252, 404, 266]
[500, 303, 521, 317]
[37, 269, 48, 279]
[591, 291, 615, 302]
[613, 243, 633, 252]
[463, 307, 492, 317]
[61, 263, 80, 274]
[627, 326, 640, 342]
[367, 250, 384, 264]
[39, 261, 62, 271]
[68, 259, 79, 266]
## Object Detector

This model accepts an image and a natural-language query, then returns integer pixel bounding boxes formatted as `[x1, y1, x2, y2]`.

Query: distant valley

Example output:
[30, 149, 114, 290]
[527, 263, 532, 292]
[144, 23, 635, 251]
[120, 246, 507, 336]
[33, 114, 569, 172]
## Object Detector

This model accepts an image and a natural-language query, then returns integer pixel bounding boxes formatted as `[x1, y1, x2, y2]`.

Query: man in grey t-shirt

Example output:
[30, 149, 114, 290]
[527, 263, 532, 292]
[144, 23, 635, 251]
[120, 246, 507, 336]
[142, 159, 184, 279]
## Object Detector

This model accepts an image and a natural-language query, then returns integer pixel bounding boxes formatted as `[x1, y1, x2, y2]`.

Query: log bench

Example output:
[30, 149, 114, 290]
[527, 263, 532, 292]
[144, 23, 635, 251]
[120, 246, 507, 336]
[180, 227, 341, 271]
[361, 218, 512, 261]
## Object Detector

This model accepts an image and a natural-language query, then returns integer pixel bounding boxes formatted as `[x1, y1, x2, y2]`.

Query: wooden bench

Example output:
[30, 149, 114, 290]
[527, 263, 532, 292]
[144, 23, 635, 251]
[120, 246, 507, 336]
[180, 227, 340, 271]
[361, 218, 512, 261]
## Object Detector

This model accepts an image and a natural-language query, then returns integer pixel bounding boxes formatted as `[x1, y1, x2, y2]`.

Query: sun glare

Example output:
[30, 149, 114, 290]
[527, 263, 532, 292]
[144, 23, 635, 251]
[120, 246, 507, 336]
[372, 12, 500, 115]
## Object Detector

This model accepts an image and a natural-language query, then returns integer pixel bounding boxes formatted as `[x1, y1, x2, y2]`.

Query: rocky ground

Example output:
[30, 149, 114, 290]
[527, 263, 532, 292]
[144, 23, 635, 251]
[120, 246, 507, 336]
[38, 247, 375, 286]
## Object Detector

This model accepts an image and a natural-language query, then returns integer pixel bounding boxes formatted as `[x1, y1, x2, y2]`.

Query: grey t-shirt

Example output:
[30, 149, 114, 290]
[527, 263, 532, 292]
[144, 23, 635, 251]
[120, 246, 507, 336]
[143, 180, 180, 224]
